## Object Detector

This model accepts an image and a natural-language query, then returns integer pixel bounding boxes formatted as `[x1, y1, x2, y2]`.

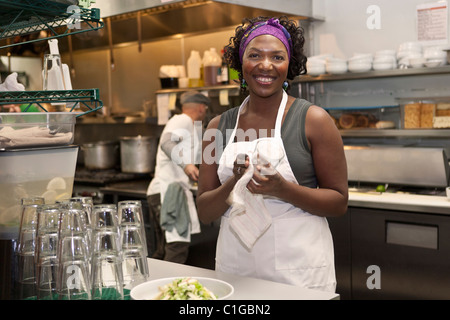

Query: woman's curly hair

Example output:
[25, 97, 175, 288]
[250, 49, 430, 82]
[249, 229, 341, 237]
[224, 16, 307, 87]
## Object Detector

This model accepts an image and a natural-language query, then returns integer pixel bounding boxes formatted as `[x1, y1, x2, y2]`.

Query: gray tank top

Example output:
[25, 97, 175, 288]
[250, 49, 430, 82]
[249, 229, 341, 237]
[216, 98, 317, 188]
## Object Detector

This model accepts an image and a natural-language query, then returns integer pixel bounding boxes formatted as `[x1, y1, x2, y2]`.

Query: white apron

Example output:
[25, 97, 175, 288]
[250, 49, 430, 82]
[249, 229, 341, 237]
[216, 91, 336, 292]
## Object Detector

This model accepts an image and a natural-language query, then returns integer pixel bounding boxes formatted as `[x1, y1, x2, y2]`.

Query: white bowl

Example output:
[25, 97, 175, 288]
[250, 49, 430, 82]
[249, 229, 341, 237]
[398, 42, 422, 52]
[373, 62, 394, 70]
[425, 59, 446, 68]
[351, 53, 373, 60]
[348, 64, 372, 73]
[308, 66, 326, 76]
[423, 46, 447, 59]
[307, 59, 326, 67]
[375, 49, 396, 57]
[374, 55, 396, 63]
[326, 65, 348, 74]
[409, 57, 426, 68]
[446, 187, 450, 199]
[130, 277, 234, 300]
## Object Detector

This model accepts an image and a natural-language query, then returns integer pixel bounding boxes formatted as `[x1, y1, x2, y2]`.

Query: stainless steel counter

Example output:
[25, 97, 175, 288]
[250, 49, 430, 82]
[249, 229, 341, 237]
[349, 191, 450, 215]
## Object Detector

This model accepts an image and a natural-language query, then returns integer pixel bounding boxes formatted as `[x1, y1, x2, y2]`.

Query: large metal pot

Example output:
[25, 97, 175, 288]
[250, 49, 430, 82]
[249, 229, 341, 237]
[119, 136, 157, 173]
[81, 140, 119, 170]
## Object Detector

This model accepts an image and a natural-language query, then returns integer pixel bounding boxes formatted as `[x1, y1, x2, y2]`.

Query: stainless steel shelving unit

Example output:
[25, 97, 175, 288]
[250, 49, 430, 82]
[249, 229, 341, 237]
[293, 65, 450, 138]
[0, 0, 104, 117]
[293, 65, 450, 83]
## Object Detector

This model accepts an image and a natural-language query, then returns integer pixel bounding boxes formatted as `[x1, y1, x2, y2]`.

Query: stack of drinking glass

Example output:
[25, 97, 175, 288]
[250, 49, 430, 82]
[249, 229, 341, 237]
[16, 197, 149, 300]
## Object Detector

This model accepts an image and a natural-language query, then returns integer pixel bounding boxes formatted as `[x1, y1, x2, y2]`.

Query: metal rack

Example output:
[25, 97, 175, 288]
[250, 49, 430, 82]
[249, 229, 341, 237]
[0, 89, 102, 116]
[0, 0, 103, 49]
[0, 0, 104, 117]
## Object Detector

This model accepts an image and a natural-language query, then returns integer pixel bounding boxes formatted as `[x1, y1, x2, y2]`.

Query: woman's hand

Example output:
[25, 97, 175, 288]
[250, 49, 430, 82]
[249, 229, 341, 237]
[233, 153, 249, 181]
[247, 169, 286, 197]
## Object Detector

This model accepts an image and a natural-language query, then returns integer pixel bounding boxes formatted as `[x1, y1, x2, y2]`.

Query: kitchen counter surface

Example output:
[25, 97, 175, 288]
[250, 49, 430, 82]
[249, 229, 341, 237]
[143, 258, 339, 300]
[349, 191, 450, 215]
[100, 180, 450, 215]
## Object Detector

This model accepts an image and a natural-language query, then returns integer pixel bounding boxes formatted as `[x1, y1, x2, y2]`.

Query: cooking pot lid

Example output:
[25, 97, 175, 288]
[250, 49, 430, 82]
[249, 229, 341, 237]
[82, 140, 119, 147]
[119, 135, 155, 141]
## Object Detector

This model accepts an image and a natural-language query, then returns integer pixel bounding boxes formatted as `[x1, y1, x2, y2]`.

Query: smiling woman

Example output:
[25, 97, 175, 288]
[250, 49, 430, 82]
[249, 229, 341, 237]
[196, 16, 348, 293]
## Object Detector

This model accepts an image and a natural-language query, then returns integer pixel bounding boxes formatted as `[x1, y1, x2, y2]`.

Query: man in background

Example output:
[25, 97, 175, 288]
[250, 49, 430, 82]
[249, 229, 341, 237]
[146, 91, 210, 263]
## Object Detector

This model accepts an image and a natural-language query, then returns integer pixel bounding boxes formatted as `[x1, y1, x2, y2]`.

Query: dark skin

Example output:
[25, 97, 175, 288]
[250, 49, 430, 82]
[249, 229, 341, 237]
[197, 35, 348, 224]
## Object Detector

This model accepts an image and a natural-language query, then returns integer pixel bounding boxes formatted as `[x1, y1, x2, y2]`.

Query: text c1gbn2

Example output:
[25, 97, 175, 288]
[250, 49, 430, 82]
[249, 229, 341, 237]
[223, 304, 270, 315]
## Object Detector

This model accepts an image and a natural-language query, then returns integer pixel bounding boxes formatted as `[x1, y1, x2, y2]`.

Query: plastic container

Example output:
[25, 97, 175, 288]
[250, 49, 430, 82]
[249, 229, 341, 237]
[0, 145, 78, 238]
[203, 48, 222, 86]
[0, 112, 77, 150]
[402, 100, 436, 129]
[159, 77, 179, 89]
[187, 50, 202, 87]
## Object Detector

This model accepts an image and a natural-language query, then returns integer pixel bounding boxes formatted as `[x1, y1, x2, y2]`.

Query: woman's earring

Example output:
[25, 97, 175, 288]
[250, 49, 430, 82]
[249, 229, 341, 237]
[241, 79, 247, 89]
[282, 81, 289, 91]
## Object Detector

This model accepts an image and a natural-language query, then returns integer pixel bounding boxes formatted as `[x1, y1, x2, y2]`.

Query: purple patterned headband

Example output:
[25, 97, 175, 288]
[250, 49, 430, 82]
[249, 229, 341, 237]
[239, 18, 293, 63]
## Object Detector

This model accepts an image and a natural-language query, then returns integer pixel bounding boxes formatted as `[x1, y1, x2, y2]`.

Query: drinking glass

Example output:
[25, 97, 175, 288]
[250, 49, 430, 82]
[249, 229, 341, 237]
[92, 204, 120, 233]
[91, 230, 124, 300]
[69, 197, 94, 255]
[35, 204, 61, 300]
[117, 200, 149, 286]
[57, 236, 91, 300]
[58, 202, 91, 260]
[16, 197, 45, 300]
[254, 139, 285, 175]
[118, 200, 143, 226]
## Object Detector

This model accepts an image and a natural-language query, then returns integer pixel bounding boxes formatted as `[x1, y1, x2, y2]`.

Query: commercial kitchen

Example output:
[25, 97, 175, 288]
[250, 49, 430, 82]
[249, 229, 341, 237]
[1, 0, 450, 301]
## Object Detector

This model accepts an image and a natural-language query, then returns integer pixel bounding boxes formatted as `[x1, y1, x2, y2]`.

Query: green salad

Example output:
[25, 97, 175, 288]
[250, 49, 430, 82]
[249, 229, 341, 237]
[155, 277, 217, 300]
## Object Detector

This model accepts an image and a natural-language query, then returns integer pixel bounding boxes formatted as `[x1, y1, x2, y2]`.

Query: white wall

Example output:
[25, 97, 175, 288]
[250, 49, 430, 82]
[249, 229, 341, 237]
[310, 0, 450, 59]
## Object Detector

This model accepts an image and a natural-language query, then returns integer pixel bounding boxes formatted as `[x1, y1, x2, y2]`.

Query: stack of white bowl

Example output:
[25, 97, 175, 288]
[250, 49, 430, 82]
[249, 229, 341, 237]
[423, 46, 447, 67]
[347, 53, 373, 73]
[397, 42, 423, 68]
[325, 57, 348, 74]
[306, 54, 330, 76]
[373, 50, 397, 70]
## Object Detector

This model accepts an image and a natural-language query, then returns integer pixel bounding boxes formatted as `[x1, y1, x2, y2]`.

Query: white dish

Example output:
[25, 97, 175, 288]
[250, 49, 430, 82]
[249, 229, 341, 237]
[446, 187, 450, 199]
[425, 59, 445, 68]
[130, 277, 234, 300]
[409, 57, 426, 68]
[373, 62, 394, 70]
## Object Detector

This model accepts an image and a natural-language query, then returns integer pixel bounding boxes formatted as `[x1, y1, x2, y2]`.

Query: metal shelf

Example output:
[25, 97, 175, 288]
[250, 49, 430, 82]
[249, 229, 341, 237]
[0, 89, 103, 117]
[294, 65, 450, 83]
[0, 0, 104, 49]
[340, 129, 450, 138]
[156, 84, 240, 94]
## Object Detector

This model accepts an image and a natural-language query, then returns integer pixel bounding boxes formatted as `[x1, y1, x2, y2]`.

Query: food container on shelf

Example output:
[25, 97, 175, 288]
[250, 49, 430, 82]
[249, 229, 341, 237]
[0, 112, 77, 150]
[0, 145, 78, 238]
[399, 99, 450, 129]
[327, 105, 400, 130]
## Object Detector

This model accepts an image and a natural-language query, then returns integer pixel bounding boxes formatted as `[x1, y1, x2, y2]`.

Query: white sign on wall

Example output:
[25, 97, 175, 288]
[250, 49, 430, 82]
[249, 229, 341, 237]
[416, 1, 448, 44]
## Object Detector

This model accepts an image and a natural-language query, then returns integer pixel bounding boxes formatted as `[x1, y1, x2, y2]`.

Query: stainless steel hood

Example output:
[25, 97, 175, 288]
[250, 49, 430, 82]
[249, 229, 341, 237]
[94, 0, 314, 19]
[57, 0, 316, 52]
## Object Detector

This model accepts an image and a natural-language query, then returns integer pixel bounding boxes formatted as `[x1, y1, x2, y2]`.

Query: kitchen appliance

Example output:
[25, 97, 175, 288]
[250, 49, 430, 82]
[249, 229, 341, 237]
[119, 136, 157, 174]
[81, 140, 119, 170]
[345, 146, 449, 189]
[331, 145, 450, 299]
[73, 167, 150, 204]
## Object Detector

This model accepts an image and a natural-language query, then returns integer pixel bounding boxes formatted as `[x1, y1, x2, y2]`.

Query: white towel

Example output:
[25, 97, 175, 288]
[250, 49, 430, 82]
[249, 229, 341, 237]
[226, 161, 272, 250]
